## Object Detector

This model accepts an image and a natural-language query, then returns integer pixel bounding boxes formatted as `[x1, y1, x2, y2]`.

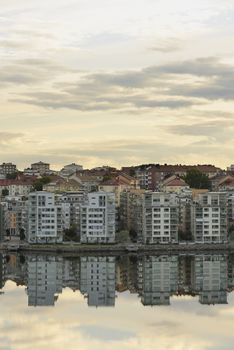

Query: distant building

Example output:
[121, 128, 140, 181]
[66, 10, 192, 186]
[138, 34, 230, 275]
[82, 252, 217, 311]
[31, 161, 50, 175]
[0, 163, 17, 175]
[80, 192, 116, 244]
[27, 191, 65, 244]
[142, 192, 178, 244]
[191, 192, 228, 243]
[60, 163, 83, 177]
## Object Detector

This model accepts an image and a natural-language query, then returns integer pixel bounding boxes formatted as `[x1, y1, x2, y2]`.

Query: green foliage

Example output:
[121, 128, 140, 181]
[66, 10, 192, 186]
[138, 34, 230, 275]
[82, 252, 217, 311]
[64, 225, 80, 242]
[6, 172, 18, 180]
[19, 228, 25, 241]
[33, 176, 51, 191]
[184, 169, 211, 189]
[2, 188, 9, 197]
[116, 230, 130, 243]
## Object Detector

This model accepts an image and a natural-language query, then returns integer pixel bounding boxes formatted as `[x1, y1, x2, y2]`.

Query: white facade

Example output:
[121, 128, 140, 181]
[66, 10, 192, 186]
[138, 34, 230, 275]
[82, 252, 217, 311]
[80, 192, 115, 244]
[27, 191, 63, 244]
[31, 161, 50, 175]
[143, 192, 178, 244]
[60, 163, 83, 177]
[191, 192, 228, 243]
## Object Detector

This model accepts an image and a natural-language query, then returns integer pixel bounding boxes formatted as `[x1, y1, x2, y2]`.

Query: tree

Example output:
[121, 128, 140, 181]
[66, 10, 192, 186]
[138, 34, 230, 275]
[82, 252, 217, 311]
[2, 188, 9, 197]
[184, 169, 211, 189]
[33, 176, 51, 191]
[6, 172, 18, 180]
[19, 228, 25, 241]
[64, 225, 80, 242]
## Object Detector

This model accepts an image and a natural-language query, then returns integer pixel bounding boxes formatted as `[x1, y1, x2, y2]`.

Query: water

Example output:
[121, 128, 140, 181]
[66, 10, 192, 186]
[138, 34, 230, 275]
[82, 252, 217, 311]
[0, 252, 234, 350]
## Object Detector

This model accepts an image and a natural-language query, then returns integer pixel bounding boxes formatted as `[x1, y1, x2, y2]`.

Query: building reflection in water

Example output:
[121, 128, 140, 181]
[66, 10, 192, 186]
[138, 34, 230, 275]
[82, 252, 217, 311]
[80, 256, 116, 307]
[0, 252, 233, 307]
[27, 255, 63, 306]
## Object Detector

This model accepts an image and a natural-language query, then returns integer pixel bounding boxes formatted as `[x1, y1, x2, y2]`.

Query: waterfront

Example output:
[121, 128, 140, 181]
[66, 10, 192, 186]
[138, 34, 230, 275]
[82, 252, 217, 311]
[0, 252, 234, 349]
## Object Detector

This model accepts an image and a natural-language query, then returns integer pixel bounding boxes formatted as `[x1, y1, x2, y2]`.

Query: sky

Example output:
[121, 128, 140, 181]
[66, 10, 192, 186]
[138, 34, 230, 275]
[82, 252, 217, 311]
[0, 0, 234, 170]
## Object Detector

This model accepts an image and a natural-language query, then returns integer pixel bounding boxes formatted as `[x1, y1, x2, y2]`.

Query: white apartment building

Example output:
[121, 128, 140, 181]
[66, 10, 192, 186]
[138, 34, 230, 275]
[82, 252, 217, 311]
[80, 256, 116, 307]
[80, 192, 115, 244]
[191, 192, 228, 243]
[27, 191, 64, 244]
[60, 163, 83, 177]
[143, 192, 178, 244]
[31, 161, 50, 175]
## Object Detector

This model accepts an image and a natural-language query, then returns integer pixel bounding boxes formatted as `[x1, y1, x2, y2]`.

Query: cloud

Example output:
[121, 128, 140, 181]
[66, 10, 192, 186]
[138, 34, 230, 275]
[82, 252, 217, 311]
[0, 132, 24, 144]
[6, 56, 234, 113]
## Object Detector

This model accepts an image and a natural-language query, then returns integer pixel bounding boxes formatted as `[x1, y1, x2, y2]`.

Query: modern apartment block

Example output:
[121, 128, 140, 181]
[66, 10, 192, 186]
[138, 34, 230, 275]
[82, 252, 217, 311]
[0, 162, 17, 175]
[57, 191, 86, 231]
[80, 256, 116, 307]
[31, 161, 50, 175]
[1, 197, 28, 237]
[191, 192, 228, 243]
[142, 192, 179, 244]
[80, 192, 115, 244]
[119, 189, 145, 241]
[27, 191, 64, 244]
[138, 255, 178, 305]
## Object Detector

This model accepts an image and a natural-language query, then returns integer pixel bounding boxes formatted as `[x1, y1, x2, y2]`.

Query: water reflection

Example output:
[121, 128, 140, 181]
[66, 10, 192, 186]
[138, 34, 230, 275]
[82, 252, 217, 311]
[0, 252, 233, 307]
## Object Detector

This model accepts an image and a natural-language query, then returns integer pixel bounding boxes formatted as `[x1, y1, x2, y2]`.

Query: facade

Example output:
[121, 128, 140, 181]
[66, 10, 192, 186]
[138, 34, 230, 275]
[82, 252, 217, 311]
[80, 256, 116, 307]
[60, 163, 83, 177]
[57, 191, 86, 232]
[119, 189, 145, 241]
[0, 163, 17, 175]
[27, 191, 64, 244]
[80, 192, 115, 244]
[191, 192, 228, 243]
[143, 192, 178, 244]
[1, 197, 28, 237]
[31, 161, 50, 175]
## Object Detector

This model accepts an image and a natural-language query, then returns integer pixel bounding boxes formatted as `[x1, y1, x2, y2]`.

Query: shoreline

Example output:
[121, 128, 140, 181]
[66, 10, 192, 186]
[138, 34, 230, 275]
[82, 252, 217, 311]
[1, 242, 234, 255]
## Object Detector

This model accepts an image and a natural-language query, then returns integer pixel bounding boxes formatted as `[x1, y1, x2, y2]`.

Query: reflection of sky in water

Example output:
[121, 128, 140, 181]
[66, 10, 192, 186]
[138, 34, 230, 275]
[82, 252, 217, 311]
[0, 252, 234, 350]
[0, 283, 233, 350]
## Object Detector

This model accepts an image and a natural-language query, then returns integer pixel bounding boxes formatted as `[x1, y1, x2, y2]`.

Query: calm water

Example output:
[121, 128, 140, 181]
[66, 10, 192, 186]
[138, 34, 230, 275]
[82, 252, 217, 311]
[0, 252, 234, 350]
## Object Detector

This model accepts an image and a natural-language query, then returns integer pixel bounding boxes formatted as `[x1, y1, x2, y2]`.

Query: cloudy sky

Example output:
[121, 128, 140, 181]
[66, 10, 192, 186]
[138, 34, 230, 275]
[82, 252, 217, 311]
[1, 0, 234, 170]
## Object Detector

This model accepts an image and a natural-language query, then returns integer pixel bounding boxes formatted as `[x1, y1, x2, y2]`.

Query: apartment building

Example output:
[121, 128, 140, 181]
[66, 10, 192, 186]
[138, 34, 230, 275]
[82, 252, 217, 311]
[0, 163, 17, 175]
[143, 192, 179, 244]
[191, 192, 228, 243]
[27, 191, 64, 244]
[31, 161, 50, 175]
[80, 192, 115, 244]
[1, 196, 28, 237]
